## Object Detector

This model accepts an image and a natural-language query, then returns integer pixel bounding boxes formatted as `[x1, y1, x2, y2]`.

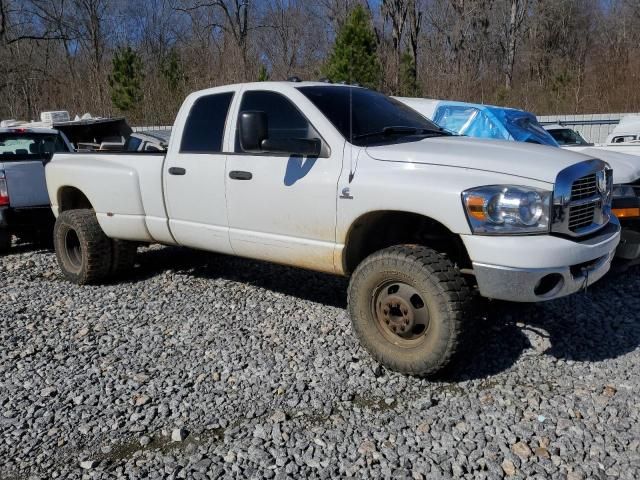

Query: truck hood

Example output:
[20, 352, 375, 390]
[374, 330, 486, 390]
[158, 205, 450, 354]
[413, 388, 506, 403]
[366, 136, 596, 184]
[560, 146, 640, 184]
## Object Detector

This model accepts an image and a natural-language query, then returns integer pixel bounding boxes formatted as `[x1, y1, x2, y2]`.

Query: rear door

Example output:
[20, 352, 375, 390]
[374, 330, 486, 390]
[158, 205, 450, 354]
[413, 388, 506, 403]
[163, 89, 235, 254]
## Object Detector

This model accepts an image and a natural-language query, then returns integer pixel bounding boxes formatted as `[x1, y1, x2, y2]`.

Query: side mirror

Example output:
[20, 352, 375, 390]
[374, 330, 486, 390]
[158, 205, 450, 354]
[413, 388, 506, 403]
[239, 111, 268, 152]
[239, 110, 322, 157]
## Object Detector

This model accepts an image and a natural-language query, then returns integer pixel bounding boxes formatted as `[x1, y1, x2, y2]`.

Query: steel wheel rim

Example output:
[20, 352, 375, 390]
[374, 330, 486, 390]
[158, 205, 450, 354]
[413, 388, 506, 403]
[372, 280, 430, 346]
[64, 228, 82, 272]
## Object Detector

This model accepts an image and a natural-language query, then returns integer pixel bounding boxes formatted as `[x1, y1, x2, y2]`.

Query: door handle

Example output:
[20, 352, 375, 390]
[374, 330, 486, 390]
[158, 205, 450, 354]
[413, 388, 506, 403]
[229, 170, 252, 180]
[168, 167, 186, 175]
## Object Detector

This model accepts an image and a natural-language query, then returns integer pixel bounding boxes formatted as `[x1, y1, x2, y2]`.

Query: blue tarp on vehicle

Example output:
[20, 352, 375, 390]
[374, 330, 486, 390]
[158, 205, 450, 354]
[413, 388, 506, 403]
[432, 101, 558, 146]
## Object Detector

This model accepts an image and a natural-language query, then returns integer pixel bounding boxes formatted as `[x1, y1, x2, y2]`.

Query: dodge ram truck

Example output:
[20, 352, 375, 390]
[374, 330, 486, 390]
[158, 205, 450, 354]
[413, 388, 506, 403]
[45, 81, 620, 376]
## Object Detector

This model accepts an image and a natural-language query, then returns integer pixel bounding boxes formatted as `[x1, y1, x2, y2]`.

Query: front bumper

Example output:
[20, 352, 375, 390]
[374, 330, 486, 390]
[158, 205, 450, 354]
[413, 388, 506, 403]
[462, 219, 620, 302]
[0, 205, 54, 233]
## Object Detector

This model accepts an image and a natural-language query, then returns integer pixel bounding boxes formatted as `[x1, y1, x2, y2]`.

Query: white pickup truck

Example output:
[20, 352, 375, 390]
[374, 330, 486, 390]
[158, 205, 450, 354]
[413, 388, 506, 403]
[45, 81, 620, 376]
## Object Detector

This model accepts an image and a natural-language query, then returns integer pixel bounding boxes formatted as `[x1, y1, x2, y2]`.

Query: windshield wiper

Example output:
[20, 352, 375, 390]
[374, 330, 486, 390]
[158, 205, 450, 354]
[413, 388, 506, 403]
[354, 126, 449, 140]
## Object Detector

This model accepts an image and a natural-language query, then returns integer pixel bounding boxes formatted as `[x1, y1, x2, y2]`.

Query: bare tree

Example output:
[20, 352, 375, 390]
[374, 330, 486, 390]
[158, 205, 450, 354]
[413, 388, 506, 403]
[381, 0, 409, 94]
[501, 0, 527, 90]
[175, 0, 253, 79]
[407, 0, 422, 90]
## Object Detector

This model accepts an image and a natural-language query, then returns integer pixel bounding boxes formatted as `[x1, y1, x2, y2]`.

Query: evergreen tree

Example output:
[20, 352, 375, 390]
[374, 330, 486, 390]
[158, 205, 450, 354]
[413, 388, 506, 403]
[323, 5, 381, 88]
[258, 64, 269, 81]
[399, 51, 420, 97]
[161, 49, 186, 93]
[108, 46, 144, 112]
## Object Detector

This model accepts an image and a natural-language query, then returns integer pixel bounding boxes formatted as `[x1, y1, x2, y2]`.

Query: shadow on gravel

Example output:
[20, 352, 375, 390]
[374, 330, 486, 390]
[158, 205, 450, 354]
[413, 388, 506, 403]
[128, 246, 348, 309]
[2, 241, 51, 257]
[127, 246, 639, 381]
[448, 266, 640, 381]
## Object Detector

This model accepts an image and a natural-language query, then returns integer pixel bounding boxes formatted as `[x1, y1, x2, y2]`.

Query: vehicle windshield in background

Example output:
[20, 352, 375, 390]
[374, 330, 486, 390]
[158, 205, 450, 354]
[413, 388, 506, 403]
[298, 86, 449, 146]
[0, 133, 69, 161]
[548, 128, 592, 146]
[432, 103, 558, 146]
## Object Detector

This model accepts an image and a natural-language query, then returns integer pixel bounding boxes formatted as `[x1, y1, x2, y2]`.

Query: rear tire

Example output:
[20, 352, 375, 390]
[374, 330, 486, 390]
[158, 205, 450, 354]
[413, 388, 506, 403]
[0, 230, 11, 254]
[348, 245, 471, 377]
[110, 239, 137, 276]
[53, 209, 112, 285]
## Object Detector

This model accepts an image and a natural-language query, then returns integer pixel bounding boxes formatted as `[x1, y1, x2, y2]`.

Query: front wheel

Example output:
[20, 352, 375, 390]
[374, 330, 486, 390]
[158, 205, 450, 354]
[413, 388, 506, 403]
[53, 209, 112, 285]
[347, 245, 471, 376]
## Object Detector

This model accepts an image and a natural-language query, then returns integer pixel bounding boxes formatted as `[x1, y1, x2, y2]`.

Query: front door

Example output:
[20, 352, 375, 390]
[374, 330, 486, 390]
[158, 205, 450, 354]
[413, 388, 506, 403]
[164, 91, 235, 254]
[225, 90, 342, 273]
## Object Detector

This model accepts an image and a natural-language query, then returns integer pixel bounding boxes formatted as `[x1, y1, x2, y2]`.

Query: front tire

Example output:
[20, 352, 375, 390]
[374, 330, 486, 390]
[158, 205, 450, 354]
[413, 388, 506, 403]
[53, 209, 112, 285]
[348, 245, 471, 376]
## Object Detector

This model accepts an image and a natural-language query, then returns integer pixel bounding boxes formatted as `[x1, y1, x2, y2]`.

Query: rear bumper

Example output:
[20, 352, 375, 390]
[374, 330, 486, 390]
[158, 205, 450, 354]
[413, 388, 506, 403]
[463, 219, 620, 302]
[0, 205, 54, 233]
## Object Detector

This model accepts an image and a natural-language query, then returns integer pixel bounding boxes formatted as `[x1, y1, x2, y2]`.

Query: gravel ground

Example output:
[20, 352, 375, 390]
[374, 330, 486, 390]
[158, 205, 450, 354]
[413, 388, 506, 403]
[1, 242, 639, 480]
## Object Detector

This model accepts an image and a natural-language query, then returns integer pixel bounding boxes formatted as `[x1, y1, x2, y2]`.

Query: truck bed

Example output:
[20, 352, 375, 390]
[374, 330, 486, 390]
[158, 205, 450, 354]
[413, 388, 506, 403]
[46, 152, 171, 243]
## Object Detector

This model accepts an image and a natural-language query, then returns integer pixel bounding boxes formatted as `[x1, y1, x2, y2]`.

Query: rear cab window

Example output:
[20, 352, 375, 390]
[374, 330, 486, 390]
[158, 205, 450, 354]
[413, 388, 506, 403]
[180, 92, 234, 153]
[0, 132, 69, 162]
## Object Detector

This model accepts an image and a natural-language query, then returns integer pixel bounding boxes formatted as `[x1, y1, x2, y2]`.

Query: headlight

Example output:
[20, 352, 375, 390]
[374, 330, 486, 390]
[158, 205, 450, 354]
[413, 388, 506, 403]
[462, 185, 551, 234]
[612, 184, 637, 198]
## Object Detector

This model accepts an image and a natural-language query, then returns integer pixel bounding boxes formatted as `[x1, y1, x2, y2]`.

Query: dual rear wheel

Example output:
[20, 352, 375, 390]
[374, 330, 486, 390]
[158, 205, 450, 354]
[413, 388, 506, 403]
[53, 209, 137, 284]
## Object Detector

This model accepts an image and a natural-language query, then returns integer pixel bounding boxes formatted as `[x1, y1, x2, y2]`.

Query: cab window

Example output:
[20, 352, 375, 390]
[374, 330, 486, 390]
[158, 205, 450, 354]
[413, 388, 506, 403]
[180, 92, 234, 153]
[235, 91, 317, 152]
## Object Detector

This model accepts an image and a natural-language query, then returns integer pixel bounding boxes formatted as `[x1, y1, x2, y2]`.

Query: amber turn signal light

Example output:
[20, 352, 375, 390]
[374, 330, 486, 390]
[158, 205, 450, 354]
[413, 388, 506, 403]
[612, 207, 640, 218]
[465, 195, 487, 220]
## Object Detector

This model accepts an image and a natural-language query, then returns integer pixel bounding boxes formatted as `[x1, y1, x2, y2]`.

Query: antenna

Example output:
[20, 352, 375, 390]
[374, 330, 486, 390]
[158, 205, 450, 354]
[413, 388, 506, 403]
[348, 53, 354, 183]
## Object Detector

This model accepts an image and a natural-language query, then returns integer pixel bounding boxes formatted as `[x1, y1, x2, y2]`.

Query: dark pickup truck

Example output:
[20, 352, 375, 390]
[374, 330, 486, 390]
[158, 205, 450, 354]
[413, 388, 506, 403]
[0, 127, 73, 252]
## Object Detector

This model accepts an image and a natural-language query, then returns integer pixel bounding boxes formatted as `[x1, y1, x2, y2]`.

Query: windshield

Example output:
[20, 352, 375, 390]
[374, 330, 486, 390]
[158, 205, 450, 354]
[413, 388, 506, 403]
[298, 86, 446, 146]
[548, 128, 591, 146]
[433, 105, 507, 140]
[0, 132, 69, 160]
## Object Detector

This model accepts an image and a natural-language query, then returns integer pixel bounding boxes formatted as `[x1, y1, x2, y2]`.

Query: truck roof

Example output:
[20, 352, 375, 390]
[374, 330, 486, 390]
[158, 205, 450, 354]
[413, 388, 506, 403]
[189, 80, 362, 98]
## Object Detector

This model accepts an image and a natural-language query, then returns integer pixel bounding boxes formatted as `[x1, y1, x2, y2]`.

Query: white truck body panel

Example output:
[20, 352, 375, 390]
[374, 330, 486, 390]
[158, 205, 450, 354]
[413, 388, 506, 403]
[45, 81, 620, 302]
[48, 153, 166, 243]
[364, 136, 590, 184]
[581, 143, 640, 159]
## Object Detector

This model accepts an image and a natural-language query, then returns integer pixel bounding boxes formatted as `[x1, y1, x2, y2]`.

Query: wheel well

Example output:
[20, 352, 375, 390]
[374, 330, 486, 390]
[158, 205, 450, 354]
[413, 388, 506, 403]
[343, 211, 471, 274]
[58, 187, 93, 212]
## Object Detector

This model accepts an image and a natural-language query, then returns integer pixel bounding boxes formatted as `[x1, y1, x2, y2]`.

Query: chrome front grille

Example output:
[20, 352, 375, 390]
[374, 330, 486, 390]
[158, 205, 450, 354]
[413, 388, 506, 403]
[567, 173, 600, 232]
[552, 160, 612, 238]
[570, 174, 597, 200]
[568, 202, 597, 231]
